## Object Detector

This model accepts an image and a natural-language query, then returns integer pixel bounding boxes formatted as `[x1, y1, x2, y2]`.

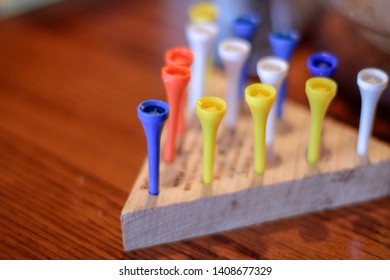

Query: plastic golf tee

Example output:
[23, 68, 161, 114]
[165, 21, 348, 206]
[256, 56, 289, 147]
[245, 83, 276, 175]
[307, 52, 338, 78]
[165, 47, 194, 136]
[188, 2, 217, 23]
[232, 13, 261, 100]
[137, 100, 169, 195]
[196, 96, 227, 185]
[356, 68, 389, 158]
[186, 22, 218, 114]
[269, 31, 299, 118]
[162, 65, 190, 163]
[232, 13, 261, 43]
[218, 38, 251, 129]
[305, 77, 337, 165]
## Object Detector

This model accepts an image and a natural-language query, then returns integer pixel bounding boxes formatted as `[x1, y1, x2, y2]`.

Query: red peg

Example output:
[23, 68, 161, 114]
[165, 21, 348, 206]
[165, 47, 194, 136]
[162, 65, 191, 163]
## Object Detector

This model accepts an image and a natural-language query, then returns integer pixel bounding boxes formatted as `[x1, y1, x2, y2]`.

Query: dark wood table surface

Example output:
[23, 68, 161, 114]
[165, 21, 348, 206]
[0, 0, 389, 259]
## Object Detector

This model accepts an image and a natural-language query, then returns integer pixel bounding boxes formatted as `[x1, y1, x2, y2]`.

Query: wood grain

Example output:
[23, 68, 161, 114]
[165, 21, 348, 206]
[0, 0, 389, 259]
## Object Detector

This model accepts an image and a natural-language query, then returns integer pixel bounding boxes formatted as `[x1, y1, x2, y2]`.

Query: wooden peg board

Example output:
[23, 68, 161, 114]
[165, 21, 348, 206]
[121, 70, 390, 251]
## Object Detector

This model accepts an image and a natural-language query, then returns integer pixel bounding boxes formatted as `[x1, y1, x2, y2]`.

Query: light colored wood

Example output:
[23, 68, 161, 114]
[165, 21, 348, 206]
[121, 70, 390, 251]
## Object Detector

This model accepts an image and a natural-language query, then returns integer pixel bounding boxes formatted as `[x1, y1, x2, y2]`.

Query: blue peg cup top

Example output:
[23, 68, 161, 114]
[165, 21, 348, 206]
[307, 52, 338, 78]
[269, 30, 300, 61]
[138, 100, 169, 124]
[232, 13, 261, 41]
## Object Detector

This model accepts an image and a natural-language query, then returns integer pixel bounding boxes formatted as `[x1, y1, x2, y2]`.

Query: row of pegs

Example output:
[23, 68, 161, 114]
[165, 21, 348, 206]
[137, 3, 389, 195]
[138, 55, 388, 195]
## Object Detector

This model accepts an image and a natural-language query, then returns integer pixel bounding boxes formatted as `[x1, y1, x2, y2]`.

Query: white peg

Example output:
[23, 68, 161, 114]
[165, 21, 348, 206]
[356, 67, 388, 158]
[256, 56, 289, 147]
[186, 22, 218, 114]
[218, 38, 251, 128]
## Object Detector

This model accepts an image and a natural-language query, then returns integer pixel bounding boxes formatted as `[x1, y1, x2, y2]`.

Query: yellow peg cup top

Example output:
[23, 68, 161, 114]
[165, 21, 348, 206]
[245, 83, 276, 111]
[306, 77, 337, 109]
[188, 2, 218, 23]
[196, 96, 227, 123]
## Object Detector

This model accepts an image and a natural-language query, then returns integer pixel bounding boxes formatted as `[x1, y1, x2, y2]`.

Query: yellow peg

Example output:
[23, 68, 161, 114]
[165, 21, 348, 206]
[188, 2, 218, 23]
[196, 96, 227, 185]
[245, 83, 276, 175]
[305, 77, 337, 165]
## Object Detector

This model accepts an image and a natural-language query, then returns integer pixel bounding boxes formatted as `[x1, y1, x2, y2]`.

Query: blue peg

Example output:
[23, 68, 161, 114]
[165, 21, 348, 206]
[138, 100, 169, 195]
[232, 13, 261, 101]
[307, 51, 338, 78]
[269, 30, 300, 118]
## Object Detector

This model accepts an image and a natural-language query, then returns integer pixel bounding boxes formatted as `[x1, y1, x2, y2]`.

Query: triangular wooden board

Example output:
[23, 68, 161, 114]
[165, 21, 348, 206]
[121, 70, 390, 251]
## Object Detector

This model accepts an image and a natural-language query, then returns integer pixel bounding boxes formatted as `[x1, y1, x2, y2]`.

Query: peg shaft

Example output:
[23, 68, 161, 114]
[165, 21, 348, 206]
[268, 31, 300, 118]
[305, 77, 337, 165]
[196, 96, 227, 185]
[162, 65, 190, 163]
[138, 100, 169, 195]
[165, 47, 194, 136]
[218, 38, 251, 129]
[245, 83, 276, 174]
[356, 68, 388, 158]
[256, 56, 289, 148]
[186, 22, 218, 115]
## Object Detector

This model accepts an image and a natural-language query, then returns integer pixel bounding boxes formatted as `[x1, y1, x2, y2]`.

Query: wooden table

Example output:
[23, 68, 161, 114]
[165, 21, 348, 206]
[0, 0, 389, 259]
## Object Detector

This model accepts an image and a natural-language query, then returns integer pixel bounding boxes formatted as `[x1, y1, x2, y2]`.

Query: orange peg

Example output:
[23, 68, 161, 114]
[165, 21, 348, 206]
[165, 47, 194, 68]
[165, 47, 194, 136]
[162, 65, 191, 163]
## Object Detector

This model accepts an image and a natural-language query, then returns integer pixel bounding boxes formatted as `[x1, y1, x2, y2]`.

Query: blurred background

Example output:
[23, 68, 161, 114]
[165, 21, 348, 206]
[0, 0, 389, 156]
[0, 0, 63, 19]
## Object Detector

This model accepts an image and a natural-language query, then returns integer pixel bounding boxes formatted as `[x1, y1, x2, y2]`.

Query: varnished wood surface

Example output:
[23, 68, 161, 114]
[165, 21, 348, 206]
[0, 0, 389, 259]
